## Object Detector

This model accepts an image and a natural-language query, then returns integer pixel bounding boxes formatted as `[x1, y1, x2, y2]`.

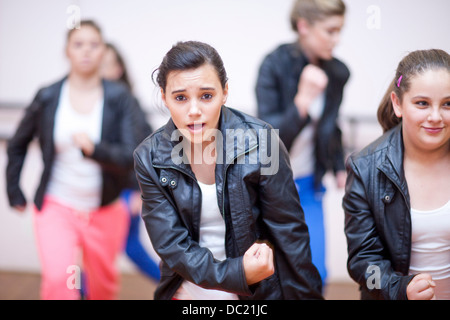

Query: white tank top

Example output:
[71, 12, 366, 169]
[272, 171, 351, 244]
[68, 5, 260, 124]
[289, 93, 325, 179]
[174, 181, 239, 300]
[46, 81, 104, 212]
[409, 200, 450, 300]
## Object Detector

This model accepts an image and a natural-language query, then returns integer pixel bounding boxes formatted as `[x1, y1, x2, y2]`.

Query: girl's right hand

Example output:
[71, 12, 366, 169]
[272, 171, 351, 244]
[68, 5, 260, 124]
[13, 205, 27, 213]
[243, 242, 274, 285]
[294, 64, 328, 117]
[407, 273, 436, 300]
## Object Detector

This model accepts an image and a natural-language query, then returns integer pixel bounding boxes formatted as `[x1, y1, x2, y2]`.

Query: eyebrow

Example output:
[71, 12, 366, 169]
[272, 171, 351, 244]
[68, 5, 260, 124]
[411, 95, 450, 100]
[171, 87, 216, 94]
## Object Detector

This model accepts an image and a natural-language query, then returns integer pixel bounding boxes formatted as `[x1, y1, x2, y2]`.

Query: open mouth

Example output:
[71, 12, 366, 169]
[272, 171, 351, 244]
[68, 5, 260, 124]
[187, 123, 205, 133]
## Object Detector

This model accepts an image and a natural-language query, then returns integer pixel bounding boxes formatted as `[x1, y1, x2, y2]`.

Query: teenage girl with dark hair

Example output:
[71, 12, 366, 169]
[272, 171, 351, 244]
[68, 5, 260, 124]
[343, 49, 450, 300]
[102, 43, 133, 90]
[134, 41, 323, 300]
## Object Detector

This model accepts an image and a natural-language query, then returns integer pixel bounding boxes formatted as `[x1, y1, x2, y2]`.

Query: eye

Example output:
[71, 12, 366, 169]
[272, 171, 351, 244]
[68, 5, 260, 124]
[443, 101, 450, 108]
[202, 93, 213, 100]
[415, 100, 429, 108]
[175, 95, 186, 102]
[327, 28, 340, 36]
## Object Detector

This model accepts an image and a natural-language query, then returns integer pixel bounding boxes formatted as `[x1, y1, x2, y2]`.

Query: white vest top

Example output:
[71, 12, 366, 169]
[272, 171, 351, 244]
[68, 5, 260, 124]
[174, 181, 239, 300]
[46, 81, 104, 212]
[289, 93, 325, 178]
[409, 200, 450, 300]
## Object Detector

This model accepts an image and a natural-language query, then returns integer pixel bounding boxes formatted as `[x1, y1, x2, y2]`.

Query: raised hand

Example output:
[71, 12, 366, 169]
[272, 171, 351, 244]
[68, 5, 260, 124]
[294, 64, 328, 118]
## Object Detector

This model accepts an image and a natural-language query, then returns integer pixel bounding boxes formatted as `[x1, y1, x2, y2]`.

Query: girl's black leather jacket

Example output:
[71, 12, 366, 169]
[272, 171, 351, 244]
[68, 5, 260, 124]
[343, 124, 416, 299]
[7, 77, 147, 211]
[134, 106, 323, 300]
[256, 42, 350, 187]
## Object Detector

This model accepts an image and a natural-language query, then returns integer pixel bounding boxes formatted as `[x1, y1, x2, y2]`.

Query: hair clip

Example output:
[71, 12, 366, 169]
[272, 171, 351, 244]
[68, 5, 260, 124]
[396, 75, 403, 88]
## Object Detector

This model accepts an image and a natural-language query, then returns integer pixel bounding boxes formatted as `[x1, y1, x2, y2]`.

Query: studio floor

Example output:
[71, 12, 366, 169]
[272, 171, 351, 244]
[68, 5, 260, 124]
[0, 271, 360, 300]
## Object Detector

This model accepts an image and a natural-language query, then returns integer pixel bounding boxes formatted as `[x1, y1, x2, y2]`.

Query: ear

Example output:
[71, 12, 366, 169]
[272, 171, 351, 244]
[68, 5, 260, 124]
[65, 45, 70, 59]
[297, 18, 311, 37]
[391, 91, 402, 118]
[160, 88, 168, 108]
[222, 82, 229, 105]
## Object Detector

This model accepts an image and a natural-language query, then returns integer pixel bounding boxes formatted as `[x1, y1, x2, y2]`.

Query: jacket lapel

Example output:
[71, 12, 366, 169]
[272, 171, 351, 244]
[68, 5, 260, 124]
[100, 80, 113, 141]
[151, 118, 194, 176]
[377, 124, 410, 209]
[41, 78, 65, 159]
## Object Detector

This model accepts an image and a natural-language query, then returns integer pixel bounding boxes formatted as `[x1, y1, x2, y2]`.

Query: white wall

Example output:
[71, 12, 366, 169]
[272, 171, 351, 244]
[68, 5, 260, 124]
[1, 0, 449, 122]
[1, 0, 449, 281]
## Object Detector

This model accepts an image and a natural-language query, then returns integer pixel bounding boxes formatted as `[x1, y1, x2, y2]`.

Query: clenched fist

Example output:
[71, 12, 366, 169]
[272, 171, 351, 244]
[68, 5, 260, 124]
[243, 242, 274, 285]
[294, 64, 328, 118]
[407, 273, 436, 300]
[73, 132, 95, 156]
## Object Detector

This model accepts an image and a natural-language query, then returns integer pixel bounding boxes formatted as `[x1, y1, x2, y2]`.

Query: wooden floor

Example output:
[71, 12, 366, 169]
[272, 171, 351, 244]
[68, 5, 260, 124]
[0, 271, 360, 300]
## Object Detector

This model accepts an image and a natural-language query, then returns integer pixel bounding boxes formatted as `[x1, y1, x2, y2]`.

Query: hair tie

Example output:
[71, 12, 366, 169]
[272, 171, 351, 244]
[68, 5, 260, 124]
[396, 75, 403, 88]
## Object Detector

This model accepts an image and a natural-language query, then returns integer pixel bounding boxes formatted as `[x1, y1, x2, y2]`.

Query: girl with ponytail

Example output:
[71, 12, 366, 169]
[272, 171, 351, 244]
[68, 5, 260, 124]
[344, 49, 450, 300]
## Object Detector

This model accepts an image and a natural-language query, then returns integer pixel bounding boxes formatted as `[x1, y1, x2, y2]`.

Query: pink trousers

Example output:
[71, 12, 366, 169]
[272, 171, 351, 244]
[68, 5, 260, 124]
[33, 195, 129, 300]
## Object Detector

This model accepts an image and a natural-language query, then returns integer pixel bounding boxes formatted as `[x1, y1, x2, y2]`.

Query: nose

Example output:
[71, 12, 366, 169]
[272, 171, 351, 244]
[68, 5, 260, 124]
[428, 106, 443, 122]
[187, 100, 201, 117]
[81, 44, 91, 56]
[330, 31, 341, 48]
[333, 34, 341, 46]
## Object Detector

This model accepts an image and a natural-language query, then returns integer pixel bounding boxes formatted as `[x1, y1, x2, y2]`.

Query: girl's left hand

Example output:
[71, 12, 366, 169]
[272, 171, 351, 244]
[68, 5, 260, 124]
[129, 191, 143, 216]
[336, 170, 347, 189]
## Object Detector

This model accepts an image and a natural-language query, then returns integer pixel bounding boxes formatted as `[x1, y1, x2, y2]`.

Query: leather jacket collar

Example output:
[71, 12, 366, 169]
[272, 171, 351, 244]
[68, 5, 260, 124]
[151, 106, 259, 176]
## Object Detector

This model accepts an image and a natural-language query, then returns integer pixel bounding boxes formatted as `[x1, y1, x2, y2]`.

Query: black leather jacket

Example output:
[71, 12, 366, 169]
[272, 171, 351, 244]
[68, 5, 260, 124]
[343, 124, 416, 299]
[134, 106, 323, 300]
[256, 42, 350, 186]
[6, 77, 146, 210]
